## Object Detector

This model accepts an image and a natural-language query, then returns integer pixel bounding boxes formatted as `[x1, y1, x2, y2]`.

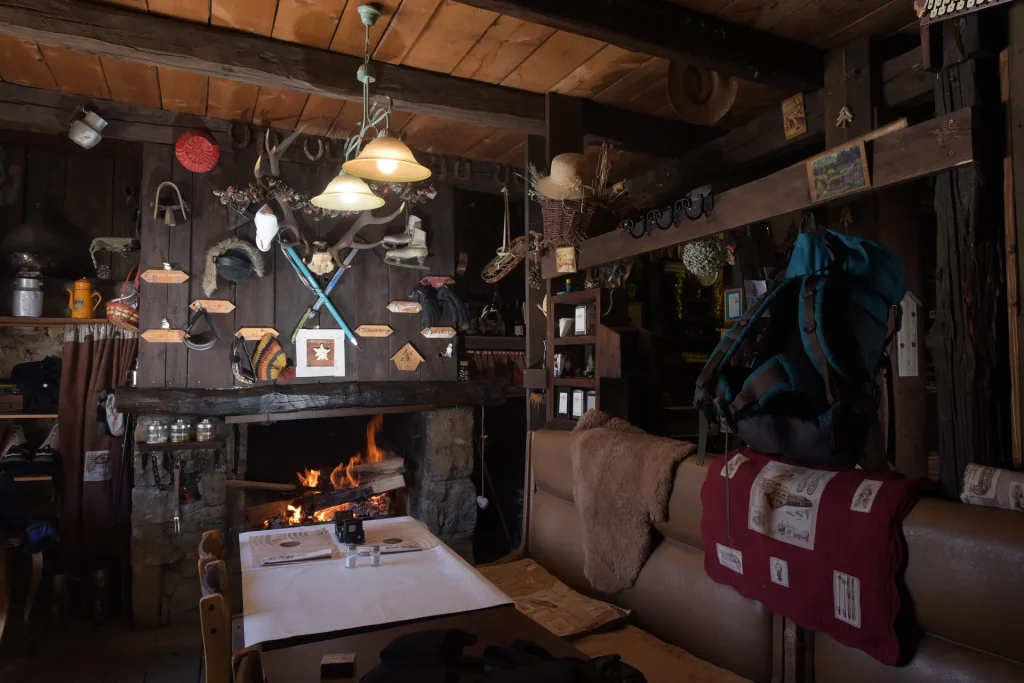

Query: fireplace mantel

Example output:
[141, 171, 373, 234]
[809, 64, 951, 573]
[116, 380, 508, 416]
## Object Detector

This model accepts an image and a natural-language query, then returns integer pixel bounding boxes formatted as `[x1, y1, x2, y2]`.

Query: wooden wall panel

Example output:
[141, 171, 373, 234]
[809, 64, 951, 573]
[779, 0, 894, 45]
[272, 0, 347, 49]
[331, 0, 403, 56]
[0, 144, 26, 252]
[400, 115, 455, 153]
[500, 31, 604, 93]
[158, 68, 209, 115]
[187, 153, 237, 389]
[137, 144, 175, 388]
[275, 161, 324, 385]
[166, 154, 193, 389]
[40, 47, 111, 99]
[147, 0, 211, 23]
[400, 1, 499, 74]
[64, 153, 114, 287]
[389, 255, 423, 381]
[253, 88, 309, 130]
[101, 58, 162, 109]
[110, 154, 143, 282]
[418, 184, 456, 381]
[353, 222, 393, 382]
[591, 57, 670, 107]
[463, 129, 524, 162]
[433, 124, 492, 157]
[0, 37, 57, 90]
[450, 17, 555, 84]
[373, 0, 444, 65]
[207, 78, 260, 121]
[211, 0, 277, 36]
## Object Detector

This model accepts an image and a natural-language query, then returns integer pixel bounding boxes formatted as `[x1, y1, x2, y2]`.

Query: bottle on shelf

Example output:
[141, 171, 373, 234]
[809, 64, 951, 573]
[513, 300, 525, 337]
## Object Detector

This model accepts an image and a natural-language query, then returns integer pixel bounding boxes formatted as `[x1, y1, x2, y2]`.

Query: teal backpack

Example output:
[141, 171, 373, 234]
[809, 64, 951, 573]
[695, 230, 906, 467]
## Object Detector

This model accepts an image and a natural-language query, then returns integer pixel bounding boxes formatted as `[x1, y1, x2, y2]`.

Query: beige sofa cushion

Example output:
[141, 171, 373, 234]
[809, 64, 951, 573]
[478, 558, 630, 639]
[576, 626, 753, 683]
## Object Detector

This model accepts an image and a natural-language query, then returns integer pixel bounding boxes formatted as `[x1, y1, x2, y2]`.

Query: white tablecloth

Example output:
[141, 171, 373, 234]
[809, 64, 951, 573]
[239, 517, 512, 646]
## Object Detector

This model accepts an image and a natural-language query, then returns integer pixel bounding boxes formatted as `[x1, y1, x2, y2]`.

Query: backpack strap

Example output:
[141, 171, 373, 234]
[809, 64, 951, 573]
[801, 274, 834, 404]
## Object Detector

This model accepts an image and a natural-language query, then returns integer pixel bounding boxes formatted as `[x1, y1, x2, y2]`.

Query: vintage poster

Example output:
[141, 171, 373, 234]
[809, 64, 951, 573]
[84, 450, 112, 482]
[747, 461, 837, 550]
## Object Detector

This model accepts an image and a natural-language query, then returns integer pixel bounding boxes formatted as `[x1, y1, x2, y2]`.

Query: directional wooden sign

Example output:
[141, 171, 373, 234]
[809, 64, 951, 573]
[142, 329, 187, 343]
[235, 327, 278, 341]
[391, 343, 425, 372]
[355, 325, 394, 338]
[421, 327, 457, 338]
[141, 268, 189, 284]
[190, 299, 235, 313]
[387, 301, 422, 314]
[420, 276, 455, 288]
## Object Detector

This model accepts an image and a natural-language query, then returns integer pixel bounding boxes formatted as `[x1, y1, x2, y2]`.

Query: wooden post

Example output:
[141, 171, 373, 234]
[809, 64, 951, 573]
[1007, 5, 1024, 468]
[524, 134, 546, 431]
[927, 17, 1011, 496]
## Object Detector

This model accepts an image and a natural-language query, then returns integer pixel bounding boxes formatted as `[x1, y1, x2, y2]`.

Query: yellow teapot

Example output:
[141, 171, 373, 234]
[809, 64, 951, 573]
[67, 278, 102, 318]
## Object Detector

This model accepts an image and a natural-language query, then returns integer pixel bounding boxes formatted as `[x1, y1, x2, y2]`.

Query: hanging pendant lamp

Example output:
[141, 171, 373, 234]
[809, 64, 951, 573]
[311, 171, 385, 211]
[311, 4, 429, 209]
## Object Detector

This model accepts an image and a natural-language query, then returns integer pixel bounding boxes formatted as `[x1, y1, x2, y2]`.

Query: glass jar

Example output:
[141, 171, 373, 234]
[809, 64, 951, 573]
[195, 418, 216, 442]
[146, 422, 170, 444]
[169, 418, 193, 443]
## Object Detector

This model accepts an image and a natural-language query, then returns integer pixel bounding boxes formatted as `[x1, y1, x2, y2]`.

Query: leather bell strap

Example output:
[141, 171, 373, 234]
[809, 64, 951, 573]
[183, 306, 218, 351]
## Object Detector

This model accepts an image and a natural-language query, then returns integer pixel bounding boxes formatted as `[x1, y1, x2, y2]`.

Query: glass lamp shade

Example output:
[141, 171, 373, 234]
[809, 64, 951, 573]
[310, 172, 385, 211]
[342, 135, 431, 182]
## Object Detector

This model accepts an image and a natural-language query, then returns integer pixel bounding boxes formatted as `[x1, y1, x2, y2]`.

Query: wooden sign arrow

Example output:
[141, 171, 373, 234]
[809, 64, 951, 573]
[387, 301, 422, 314]
[190, 300, 235, 313]
[421, 327, 457, 338]
[142, 329, 187, 343]
[420, 276, 455, 288]
[355, 325, 394, 338]
[235, 327, 278, 341]
[141, 268, 189, 284]
[391, 342, 425, 372]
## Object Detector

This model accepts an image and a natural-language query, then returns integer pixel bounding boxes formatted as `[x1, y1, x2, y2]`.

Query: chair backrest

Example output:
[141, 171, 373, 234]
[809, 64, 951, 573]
[199, 559, 233, 683]
[232, 647, 264, 683]
[198, 529, 224, 597]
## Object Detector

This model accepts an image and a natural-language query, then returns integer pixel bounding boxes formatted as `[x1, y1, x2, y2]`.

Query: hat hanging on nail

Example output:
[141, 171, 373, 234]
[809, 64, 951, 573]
[666, 59, 737, 126]
[175, 130, 220, 173]
[536, 153, 594, 201]
[203, 237, 265, 296]
[254, 204, 280, 253]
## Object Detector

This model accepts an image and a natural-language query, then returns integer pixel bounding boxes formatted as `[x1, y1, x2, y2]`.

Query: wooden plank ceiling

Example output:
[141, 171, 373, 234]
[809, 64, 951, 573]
[0, 0, 916, 167]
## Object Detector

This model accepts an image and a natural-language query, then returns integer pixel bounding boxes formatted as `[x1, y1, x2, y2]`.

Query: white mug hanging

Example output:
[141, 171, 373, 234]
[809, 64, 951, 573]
[68, 107, 108, 150]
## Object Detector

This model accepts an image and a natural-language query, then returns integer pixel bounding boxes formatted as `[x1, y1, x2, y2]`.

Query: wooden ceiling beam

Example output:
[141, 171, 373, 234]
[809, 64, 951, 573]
[541, 107, 975, 277]
[456, 0, 824, 91]
[0, 0, 545, 134]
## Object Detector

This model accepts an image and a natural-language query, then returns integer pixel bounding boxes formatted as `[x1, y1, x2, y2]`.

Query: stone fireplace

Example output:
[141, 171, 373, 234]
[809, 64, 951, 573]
[130, 407, 476, 627]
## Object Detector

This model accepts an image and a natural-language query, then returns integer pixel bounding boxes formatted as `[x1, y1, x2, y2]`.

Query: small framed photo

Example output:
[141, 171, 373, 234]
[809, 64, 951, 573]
[781, 93, 808, 141]
[555, 247, 577, 274]
[806, 140, 871, 203]
[724, 288, 743, 322]
[296, 329, 346, 377]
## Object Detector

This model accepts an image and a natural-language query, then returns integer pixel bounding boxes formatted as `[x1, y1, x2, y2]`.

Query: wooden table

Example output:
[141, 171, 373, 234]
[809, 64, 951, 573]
[260, 605, 583, 682]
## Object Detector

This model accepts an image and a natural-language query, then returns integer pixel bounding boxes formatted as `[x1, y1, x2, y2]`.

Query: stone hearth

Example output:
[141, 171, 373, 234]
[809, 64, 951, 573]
[129, 407, 476, 627]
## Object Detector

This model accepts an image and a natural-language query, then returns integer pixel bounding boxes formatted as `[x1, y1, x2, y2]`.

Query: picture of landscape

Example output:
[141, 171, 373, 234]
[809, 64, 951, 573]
[806, 141, 871, 202]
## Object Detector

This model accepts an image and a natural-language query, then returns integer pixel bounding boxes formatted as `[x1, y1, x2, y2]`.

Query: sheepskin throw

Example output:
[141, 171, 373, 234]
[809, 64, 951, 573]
[571, 411, 695, 593]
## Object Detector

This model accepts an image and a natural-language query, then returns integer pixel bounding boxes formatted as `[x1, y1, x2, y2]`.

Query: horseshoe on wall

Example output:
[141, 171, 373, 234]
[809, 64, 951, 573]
[228, 123, 252, 149]
[303, 138, 325, 162]
[493, 165, 510, 186]
[324, 139, 346, 163]
[454, 159, 471, 181]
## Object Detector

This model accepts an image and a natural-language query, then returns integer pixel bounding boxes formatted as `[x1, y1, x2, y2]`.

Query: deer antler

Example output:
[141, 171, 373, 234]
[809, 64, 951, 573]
[330, 201, 406, 269]
[255, 125, 307, 182]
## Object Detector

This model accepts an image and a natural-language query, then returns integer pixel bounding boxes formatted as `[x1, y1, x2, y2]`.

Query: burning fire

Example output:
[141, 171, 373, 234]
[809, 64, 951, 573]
[297, 414, 387, 493]
[286, 505, 303, 525]
[266, 494, 390, 528]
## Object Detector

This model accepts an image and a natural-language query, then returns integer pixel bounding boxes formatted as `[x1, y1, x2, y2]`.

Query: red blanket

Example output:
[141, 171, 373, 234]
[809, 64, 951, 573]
[700, 448, 923, 665]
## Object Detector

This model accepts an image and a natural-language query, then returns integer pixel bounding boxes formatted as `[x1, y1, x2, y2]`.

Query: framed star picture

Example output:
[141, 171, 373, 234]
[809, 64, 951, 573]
[295, 329, 346, 377]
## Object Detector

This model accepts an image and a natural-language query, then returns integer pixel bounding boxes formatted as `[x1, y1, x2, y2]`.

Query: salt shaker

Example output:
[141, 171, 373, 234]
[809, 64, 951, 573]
[370, 545, 381, 567]
[345, 544, 358, 569]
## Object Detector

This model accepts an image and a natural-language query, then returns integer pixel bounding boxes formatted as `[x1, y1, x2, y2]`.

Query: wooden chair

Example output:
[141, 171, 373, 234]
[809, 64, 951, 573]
[197, 532, 249, 683]
[231, 647, 264, 683]
[0, 536, 44, 645]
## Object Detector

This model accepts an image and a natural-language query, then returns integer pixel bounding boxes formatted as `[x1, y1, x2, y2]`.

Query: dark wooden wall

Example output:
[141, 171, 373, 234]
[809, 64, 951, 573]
[0, 132, 142, 316]
[136, 143, 459, 389]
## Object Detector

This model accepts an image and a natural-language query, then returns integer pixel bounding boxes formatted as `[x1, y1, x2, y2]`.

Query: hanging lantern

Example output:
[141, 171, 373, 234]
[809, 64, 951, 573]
[311, 172, 385, 211]
[343, 134, 431, 183]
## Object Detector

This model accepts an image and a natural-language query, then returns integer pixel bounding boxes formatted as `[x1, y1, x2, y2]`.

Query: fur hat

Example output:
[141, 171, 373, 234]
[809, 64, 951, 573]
[203, 237, 265, 296]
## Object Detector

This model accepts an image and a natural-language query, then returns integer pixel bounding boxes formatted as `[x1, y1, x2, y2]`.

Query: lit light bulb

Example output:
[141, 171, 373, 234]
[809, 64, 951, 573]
[340, 193, 357, 205]
[376, 159, 398, 175]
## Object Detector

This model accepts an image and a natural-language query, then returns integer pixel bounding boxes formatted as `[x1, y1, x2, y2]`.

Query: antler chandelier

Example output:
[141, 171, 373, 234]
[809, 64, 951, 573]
[312, 4, 431, 211]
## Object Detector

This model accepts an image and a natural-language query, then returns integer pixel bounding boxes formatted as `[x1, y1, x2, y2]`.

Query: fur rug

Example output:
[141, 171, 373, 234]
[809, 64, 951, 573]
[571, 411, 695, 593]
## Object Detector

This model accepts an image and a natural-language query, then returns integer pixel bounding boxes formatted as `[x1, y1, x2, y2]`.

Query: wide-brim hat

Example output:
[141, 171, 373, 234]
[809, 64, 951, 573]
[215, 248, 254, 282]
[666, 60, 738, 126]
[537, 153, 594, 201]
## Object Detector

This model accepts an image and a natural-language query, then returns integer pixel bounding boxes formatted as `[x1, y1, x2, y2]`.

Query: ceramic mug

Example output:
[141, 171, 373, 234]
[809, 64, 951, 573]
[68, 108, 107, 149]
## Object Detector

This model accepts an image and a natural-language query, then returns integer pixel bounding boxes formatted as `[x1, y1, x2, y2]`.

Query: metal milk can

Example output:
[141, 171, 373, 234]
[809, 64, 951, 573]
[12, 274, 43, 317]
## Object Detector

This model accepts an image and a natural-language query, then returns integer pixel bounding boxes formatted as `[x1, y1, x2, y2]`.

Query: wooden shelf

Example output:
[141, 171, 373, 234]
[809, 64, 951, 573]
[554, 335, 595, 346]
[0, 413, 58, 419]
[552, 378, 597, 388]
[135, 440, 224, 452]
[13, 474, 53, 483]
[0, 317, 103, 327]
[551, 289, 601, 305]
[463, 336, 526, 351]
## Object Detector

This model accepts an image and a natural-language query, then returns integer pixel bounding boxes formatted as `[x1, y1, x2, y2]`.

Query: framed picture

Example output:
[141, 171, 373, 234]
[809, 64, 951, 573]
[295, 329, 346, 377]
[782, 93, 807, 141]
[806, 140, 871, 203]
[555, 247, 577, 274]
[724, 288, 743, 322]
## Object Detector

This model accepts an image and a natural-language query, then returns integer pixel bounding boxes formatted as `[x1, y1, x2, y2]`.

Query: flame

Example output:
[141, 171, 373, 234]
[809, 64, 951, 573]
[326, 415, 386, 490]
[286, 505, 303, 525]
[297, 468, 321, 488]
[310, 494, 389, 523]
[366, 414, 385, 463]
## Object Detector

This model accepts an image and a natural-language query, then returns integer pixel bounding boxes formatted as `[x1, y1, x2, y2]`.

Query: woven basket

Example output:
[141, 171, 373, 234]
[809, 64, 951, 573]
[539, 198, 609, 247]
[106, 265, 140, 332]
